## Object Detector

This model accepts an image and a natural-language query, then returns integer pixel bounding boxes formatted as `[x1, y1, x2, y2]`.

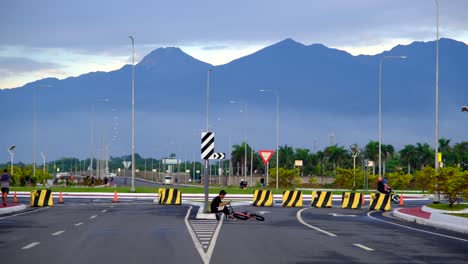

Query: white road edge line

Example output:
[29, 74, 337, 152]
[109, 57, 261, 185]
[353, 243, 374, 251]
[90, 215, 98, 219]
[367, 211, 468, 243]
[75, 222, 84, 226]
[52, 230, 65, 236]
[297, 208, 337, 237]
[22, 242, 40, 249]
[0, 207, 48, 220]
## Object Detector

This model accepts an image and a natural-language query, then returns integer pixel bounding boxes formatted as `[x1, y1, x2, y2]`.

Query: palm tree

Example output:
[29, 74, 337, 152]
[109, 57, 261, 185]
[324, 145, 348, 176]
[399, 144, 417, 174]
[382, 144, 394, 175]
[231, 142, 247, 176]
[279, 145, 295, 169]
[364, 141, 379, 175]
[415, 143, 434, 170]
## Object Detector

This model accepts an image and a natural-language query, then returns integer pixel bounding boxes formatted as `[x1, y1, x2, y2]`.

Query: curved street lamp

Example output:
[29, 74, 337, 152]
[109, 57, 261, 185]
[8, 145, 16, 175]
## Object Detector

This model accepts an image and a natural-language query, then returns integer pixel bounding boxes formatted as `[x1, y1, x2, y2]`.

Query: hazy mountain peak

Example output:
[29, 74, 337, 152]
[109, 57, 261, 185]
[273, 38, 306, 48]
[137, 47, 210, 71]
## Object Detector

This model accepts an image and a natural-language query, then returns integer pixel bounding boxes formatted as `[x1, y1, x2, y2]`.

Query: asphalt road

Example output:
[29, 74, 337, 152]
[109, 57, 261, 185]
[1, 200, 467, 263]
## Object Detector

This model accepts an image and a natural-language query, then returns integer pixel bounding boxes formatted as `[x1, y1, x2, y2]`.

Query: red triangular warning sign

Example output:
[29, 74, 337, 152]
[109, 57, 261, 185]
[258, 150, 275, 165]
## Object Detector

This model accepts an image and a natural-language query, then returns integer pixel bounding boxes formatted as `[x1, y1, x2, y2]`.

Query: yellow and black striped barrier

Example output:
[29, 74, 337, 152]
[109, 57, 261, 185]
[253, 190, 273, 207]
[30, 190, 53, 207]
[311, 191, 332, 208]
[282, 190, 303, 207]
[158, 188, 181, 205]
[369, 193, 391, 211]
[341, 192, 363, 209]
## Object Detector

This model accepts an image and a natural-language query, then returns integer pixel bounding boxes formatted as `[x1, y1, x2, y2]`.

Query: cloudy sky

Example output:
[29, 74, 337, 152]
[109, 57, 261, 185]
[1, 0, 467, 89]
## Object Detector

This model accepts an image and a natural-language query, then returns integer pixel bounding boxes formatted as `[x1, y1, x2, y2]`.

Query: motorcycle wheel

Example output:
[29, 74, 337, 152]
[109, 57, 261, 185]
[233, 213, 249, 220]
[392, 195, 400, 204]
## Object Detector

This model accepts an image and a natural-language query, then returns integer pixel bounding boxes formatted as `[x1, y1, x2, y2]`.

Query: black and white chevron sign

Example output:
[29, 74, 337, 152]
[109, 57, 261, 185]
[210, 152, 225, 160]
[201, 132, 215, 160]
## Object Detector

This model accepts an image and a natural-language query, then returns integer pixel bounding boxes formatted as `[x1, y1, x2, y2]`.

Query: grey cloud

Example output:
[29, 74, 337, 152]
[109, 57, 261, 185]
[0, 0, 467, 51]
[0, 57, 61, 75]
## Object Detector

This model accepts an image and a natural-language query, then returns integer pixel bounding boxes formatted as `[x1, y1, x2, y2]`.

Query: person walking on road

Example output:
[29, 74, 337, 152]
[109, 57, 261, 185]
[1, 169, 11, 206]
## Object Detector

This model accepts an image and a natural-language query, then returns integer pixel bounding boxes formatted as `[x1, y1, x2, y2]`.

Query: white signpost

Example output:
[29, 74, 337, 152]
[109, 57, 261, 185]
[259, 150, 275, 187]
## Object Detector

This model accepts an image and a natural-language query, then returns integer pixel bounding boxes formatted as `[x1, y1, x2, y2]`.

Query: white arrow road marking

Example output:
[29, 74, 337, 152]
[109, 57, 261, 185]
[22, 242, 40, 249]
[328, 213, 357, 217]
[256, 211, 271, 215]
[353, 244, 374, 251]
[75, 222, 84, 226]
[52, 230, 65, 236]
[90, 215, 98, 219]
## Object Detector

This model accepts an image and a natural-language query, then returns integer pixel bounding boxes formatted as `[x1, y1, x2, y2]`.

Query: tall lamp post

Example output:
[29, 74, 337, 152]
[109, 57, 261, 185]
[378, 56, 406, 180]
[8, 145, 15, 175]
[434, 0, 441, 203]
[129, 36, 136, 192]
[203, 69, 213, 211]
[229, 100, 249, 183]
[259, 89, 279, 189]
[350, 145, 360, 190]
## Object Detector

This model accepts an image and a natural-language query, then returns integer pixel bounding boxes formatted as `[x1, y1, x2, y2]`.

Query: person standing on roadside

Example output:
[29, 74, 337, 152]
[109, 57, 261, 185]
[1, 169, 11, 206]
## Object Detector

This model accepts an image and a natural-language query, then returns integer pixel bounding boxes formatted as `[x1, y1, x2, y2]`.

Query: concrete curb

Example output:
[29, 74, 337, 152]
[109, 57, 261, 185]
[421, 205, 468, 214]
[0, 204, 27, 215]
[393, 208, 468, 234]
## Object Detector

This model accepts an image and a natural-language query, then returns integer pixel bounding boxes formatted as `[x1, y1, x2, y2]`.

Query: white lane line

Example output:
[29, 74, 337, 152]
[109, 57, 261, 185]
[0, 207, 48, 220]
[75, 222, 84, 226]
[297, 208, 337, 237]
[102, 210, 107, 213]
[52, 230, 65, 236]
[353, 244, 374, 251]
[90, 215, 98, 219]
[22, 242, 40, 249]
[367, 211, 468, 243]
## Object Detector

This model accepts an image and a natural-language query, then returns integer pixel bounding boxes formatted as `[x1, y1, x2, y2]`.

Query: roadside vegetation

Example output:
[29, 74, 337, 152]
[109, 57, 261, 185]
[2, 138, 467, 200]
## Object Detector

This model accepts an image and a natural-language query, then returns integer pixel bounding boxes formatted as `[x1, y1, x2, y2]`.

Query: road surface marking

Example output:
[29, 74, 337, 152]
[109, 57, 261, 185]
[367, 211, 468, 243]
[90, 215, 98, 219]
[22, 242, 40, 249]
[297, 208, 337, 237]
[185, 206, 223, 264]
[101, 210, 107, 213]
[0, 207, 48, 220]
[75, 222, 84, 226]
[353, 244, 374, 251]
[329, 213, 357, 217]
[52, 230, 65, 236]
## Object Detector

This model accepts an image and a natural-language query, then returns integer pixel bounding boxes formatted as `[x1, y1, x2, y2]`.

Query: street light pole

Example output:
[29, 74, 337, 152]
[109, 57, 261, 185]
[129, 36, 136, 192]
[378, 56, 406, 180]
[8, 145, 15, 175]
[33, 87, 37, 179]
[204, 69, 213, 211]
[41, 152, 46, 174]
[350, 145, 360, 190]
[259, 89, 279, 189]
[434, 0, 441, 203]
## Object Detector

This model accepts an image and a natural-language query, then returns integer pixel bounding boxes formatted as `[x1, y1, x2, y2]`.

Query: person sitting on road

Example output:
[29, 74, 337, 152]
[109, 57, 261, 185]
[211, 190, 230, 220]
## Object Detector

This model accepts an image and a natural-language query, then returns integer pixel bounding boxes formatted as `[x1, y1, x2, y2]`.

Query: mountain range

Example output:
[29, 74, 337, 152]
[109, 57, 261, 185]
[1, 38, 467, 162]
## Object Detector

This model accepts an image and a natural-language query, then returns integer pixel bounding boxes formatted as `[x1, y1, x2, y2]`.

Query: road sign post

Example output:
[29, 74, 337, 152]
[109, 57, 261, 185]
[259, 150, 274, 187]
